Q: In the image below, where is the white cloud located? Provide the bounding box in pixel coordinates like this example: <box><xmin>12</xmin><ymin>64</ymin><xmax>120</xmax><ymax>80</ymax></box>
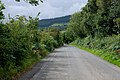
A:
<box><xmin>2</xmin><ymin>0</ymin><xmax>88</xmax><ymax>19</ymax></box>
<box><xmin>66</xmin><ymin>3</ymin><xmax>86</xmax><ymax>15</ymax></box>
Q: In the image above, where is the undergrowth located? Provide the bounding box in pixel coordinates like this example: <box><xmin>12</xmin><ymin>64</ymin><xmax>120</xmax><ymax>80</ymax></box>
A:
<box><xmin>71</xmin><ymin>35</ymin><xmax>120</xmax><ymax>67</ymax></box>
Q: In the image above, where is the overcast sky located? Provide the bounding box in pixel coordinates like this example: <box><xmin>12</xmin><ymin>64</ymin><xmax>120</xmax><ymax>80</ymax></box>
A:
<box><xmin>2</xmin><ymin>0</ymin><xmax>88</xmax><ymax>20</ymax></box>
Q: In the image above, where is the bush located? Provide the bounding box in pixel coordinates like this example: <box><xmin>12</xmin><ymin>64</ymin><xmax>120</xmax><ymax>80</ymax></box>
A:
<box><xmin>0</xmin><ymin>16</ymin><xmax>64</xmax><ymax>80</ymax></box>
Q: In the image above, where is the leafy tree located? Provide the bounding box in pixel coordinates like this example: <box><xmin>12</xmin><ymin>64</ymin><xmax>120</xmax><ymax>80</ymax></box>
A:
<box><xmin>47</xmin><ymin>28</ymin><xmax>64</xmax><ymax>47</ymax></box>
<box><xmin>0</xmin><ymin>0</ymin><xmax>63</xmax><ymax>79</ymax></box>
<box><xmin>40</xmin><ymin>32</ymin><xmax>57</xmax><ymax>51</ymax></box>
<box><xmin>67</xmin><ymin>0</ymin><xmax>120</xmax><ymax>37</ymax></box>
<box><xmin>0</xmin><ymin>0</ymin><xmax>5</xmax><ymax>19</ymax></box>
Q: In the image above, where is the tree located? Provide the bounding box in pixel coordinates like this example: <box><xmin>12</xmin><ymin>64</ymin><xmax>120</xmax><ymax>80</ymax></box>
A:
<box><xmin>0</xmin><ymin>0</ymin><xmax>5</xmax><ymax>20</ymax></box>
<box><xmin>67</xmin><ymin>0</ymin><xmax>120</xmax><ymax>37</ymax></box>
<box><xmin>67</xmin><ymin>12</ymin><xmax>87</xmax><ymax>38</ymax></box>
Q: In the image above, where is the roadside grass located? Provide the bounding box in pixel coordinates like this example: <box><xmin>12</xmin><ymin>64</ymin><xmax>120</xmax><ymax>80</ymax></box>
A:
<box><xmin>71</xmin><ymin>43</ymin><xmax>120</xmax><ymax>67</ymax></box>
<box><xmin>0</xmin><ymin>52</ymin><xmax>49</xmax><ymax>80</ymax></box>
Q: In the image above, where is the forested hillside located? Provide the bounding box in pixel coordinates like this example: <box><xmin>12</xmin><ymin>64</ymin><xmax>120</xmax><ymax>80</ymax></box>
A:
<box><xmin>64</xmin><ymin>0</ymin><xmax>120</xmax><ymax>66</ymax></box>
<box><xmin>38</xmin><ymin>15</ymin><xmax>70</xmax><ymax>28</ymax></box>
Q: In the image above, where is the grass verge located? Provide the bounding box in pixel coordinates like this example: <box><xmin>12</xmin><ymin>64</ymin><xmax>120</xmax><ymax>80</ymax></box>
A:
<box><xmin>71</xmin><ymin>43</ymin><xmax>120</xmax><ymax>67</ymax></box>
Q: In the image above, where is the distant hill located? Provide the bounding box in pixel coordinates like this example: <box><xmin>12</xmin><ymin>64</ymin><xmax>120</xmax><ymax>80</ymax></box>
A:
<box><xmin>38</xmin><ymin>15</ymin><xmax>71</xmax><ymax>28</ymax></box>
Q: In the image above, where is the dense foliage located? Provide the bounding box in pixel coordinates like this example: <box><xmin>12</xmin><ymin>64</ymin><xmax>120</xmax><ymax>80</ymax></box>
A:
<box><xmin>66</xmin><ymin>0</ymin><xmax>120</xmax><ymax>67</ymax></box>
<box><xmin>0</xmin><ymin>15</ymin><xmax>64</xmax><ymax>80</ymax></box>
<box><xmin>0</xmin><ymin>0</ymin><xmax>64</xmax><ymax>79</ymax></box>
<box><xmin>0</xmin><ymin>0</ymin><xmax>120</xmax><ymax>79</ymax></box>
<box><xmin>71</xmin><ymin>35</ymin><xmax>120</xmax><ymax>66</ymax></box>
<box><xmin>0</xmin><ymin>8</ymin><xmax>64</xmax><ymax>80</ymax></box>
<box><xmin>66</xmin><ymin>0</ymin><xmax>120</xmax><ymax>41</ymax></box>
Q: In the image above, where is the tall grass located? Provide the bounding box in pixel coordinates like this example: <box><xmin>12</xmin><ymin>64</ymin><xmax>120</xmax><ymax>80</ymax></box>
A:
<box><xmin>71</xmin><ymin>35</ymin><xmax>120</xmax><ymax>67</ymax></box>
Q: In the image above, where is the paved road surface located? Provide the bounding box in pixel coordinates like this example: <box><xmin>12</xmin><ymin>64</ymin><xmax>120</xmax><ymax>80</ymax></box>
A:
<box><xmin>19</xmin><ymin>45</ymin><xmax>120</xmax><ymax>80</ymax></box>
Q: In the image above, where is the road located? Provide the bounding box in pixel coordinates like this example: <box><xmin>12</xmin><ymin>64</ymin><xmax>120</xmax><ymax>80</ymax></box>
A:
<box><xmin>19</xmin><ymin>45</ymin><xmax>120</xmax><ymax>80</ymax></box>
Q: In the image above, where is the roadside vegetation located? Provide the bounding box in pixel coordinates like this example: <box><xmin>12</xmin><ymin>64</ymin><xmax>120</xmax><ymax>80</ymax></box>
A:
<box><xmin>0</xmin><ymin>16</ymin><xmax>64</xmax><ymax>80</ymax></box>
<box><xmin>0</xmin><ymin>0</ymin><xmax>120</xmax><ymax>79</ymax></box>
<box><xmin>64</xmin><ymin>0</ymin><xmax>120</xmax><ymax>67</ymax></box>
<box><xmin>71</xmin><ymin>35</ymin><xmax>120</xmax><ymax>67</ymax></box>
<box><xmin>0</xmin><ymin>1</ymin><xmax>63</xmax><ymax>80</ymax></box>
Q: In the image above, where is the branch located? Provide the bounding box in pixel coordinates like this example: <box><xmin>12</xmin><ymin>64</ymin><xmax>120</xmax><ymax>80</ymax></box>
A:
<box><xmin>15</xmin><ymin>0</ymin><xmax>43</xmax><ymax>6</ymax></box>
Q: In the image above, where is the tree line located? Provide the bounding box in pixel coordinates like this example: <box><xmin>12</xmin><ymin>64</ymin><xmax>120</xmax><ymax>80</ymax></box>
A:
<box><xmin>0</xmin><ymin>0</ymin><xmax>120</xmax><ymax>79</ymax></box>
<box><xmin>0</xmin><ymin>1</ymin><xmax>64</xmax><ymax>80</ymax></box>
<box><xmin>65</xmin><ymin>0</ymin><xmax>120</xmax><ymax>42</ymax></box>
<box><xmin>64</xmin><ymin>0</ymin><xmax>120</xmax><ymax>67</ymax></box>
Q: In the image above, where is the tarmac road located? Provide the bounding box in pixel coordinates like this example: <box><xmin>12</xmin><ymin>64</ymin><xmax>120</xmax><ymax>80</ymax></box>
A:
<box><xmin>19</xmin><ymin>45</ymin><xmax>120</xmax><ymax>80</ymax></box>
